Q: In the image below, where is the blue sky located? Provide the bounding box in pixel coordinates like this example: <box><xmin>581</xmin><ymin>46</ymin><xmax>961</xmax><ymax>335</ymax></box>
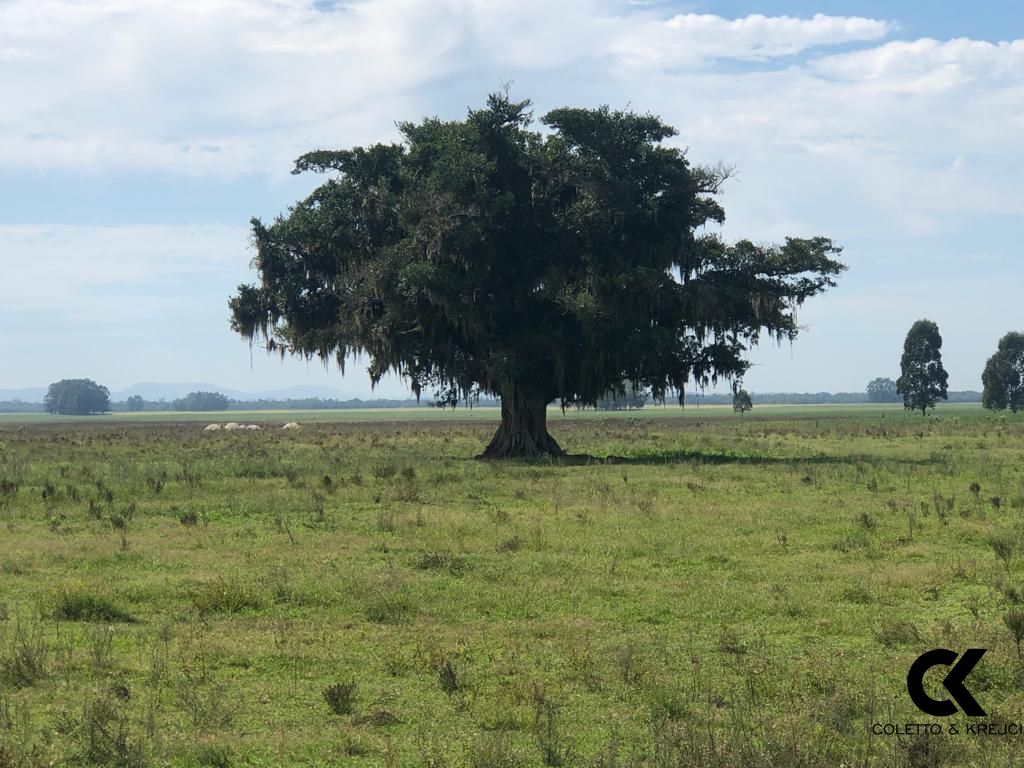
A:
<box><xmin>1</xmin><ymin>1</ymin><xmax>1022</xmax><ymax>397</ymax></box>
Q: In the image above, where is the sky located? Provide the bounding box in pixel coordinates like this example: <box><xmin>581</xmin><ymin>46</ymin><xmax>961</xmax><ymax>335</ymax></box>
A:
<box><xmin>1</xmin><ymin>1</ymin><xmax>1022</xmax><ymax>398</ymax></box>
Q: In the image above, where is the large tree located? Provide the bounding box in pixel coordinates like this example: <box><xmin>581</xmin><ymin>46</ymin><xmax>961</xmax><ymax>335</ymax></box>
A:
<box><xmin>982</xmin><ymin>332</ymin><xmax>1024</xmax><ymax>413</ymax></box>
<box><xmin>229</xmin><ymin>93</ymin><xmax>845</xmax><ymax>457</ymax></box>
<box><xmin>897</xmin><ymin>320</ymin><xmax>949</xmax><ymax>415</ymax></box>
<box><xmin>44</xmin><ymin>379</ymin><xmax>110</xmax><ymax>415</ymax></box>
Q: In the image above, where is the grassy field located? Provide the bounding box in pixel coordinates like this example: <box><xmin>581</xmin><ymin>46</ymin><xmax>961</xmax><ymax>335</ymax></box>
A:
<box><xmin>2</xmin><ymin>406</ymin><xmax>1023</xmax><ymax>767</ymax></box>
<box><xmin>0</xmin><ymin>402</ymin><xmax>955</xmax><ymax>425</ymax></box>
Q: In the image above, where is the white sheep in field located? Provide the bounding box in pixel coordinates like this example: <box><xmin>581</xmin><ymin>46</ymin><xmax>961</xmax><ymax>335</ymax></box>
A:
<box><xmin>282</xmin><ymin>422</ymin><xmax>301</xmax><ymax>431</ymax></box>
<box><xmin>245</xmin><ymin>424</ymin><xmax>261</xmax><ymax>430</ymax></box>
<box><xmin>203</xmin><ymin>424</ymin><xmax>222</xmax><ymax>432</ymax></box>
<box><xmin>223</xmin><ymin>422</ymin><xmax>242</xmax><ymax>431</ymax></box>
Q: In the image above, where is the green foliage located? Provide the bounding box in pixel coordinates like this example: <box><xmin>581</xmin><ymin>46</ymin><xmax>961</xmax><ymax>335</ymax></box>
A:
<box><xmin>125</xmin><ymin>395</ymin><xmax>145</xmax><ymax>412</ymax></box>
<box><xmin>44</xmin><ymin>379</ymin><xmax>110</xmax><ymax>416</ymax></box>
<box><xmin>1004</xmin><ymin>608</ymin><xmax>1024</xmax><ymax>658</ymax></box>
<box><xmin>71</xmin><ymin>691</ymin><xmax>148</xmax><ymax>767</ymax></box>
<box><xmin>229</xmin><ymin>91</ymin><xmax>844</xmax><ymax>456</ymax></box>
<box><xmin>323</xmin><ymin>679</ymin><xmax>358</xmax><ymax>715</ymax></box>
<box><xmin>897</xmin><ymin>320</ymin><xmax>949</xmax><ymax>415</ymax></box>
<box><xmin>593</xmin><ymin>383</ymin><xmax>649</xmax><ymax>411</ymax></box>
<box><xmin>52</xmin><ymin>589</ymin><xmax>136</xmax><ymax>623</ymax></box>
<box><xmin>982</xmin><ymin>332</ymin><xmax>1024</xmax><ymax>412</ymax></box>
<box><xmin>191</xmin><ymin>578</ymin><xmax>263</xmax><ymax>614</ymax></box>
<box><xmin>0</xmin><ymin>619</ymin><xmax>48</xmax><ymax>688</ymax></box>
<box><xmin>865</xmin><ymin>377</ymin><xmax>899</xmax><ymax>403</ymax></box>
<box><xmin>171</xmin><ymin>392</ymin><xmax>230</xmax><ymax>412</ymax></box>
<box><xmin>732</xmin><ymin>388</ymin><xmax>753</xmax><ymax>415</ymax></box>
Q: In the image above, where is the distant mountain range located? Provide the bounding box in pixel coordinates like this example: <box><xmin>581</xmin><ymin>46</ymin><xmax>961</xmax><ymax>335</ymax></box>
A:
<box><xmin>0</xmin><ymin>383</ymin><xmax>352</xmax><ymax>403</ymax></box>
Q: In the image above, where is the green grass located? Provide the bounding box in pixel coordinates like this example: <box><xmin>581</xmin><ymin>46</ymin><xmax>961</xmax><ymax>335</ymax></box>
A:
<box><xmin>1</xmin><ymin>406</ymin><xmax>1022</xmax><ymax>766</ymax></box>
<box><xmin>0</xmin><ymin>401</ymin><xmax>981</xmax><ymax>425</ymax></box>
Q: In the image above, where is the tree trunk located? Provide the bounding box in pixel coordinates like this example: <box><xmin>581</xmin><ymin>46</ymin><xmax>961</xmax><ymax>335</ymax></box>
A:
<box><xmin>479</xmin><ymin>387</ymin><xmax>564</xmax><ymax>459</ymax></box>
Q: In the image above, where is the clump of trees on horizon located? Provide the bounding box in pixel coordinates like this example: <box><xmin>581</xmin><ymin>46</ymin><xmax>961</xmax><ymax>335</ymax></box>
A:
<box><xmin>866</xmin><ymin>377</ymin><xmax>900</xmax><ymax>403</ymax></box>
<box><xmin>171</xmin><ymin>391</ymin><xmax>230</xmax><ymax>412</ymax></box>
<box><xmin>43</xmin><ymin>379</ymin><xmax>110</xmax><ymax>415</ymax></box>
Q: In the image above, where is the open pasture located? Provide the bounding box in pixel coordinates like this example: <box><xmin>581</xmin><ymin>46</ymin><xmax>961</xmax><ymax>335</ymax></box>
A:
<box><xmin>2</xmin><ymin>407</ymin><xmax>1024</xmax><ymax>766</ymax></box>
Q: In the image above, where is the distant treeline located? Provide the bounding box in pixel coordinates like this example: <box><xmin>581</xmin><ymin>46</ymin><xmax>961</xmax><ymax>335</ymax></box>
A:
<box><xmin>687</xmin><ymin>391</ymin><xmax>982</xmax><ymax>406</ymax></box>
<box><xmin>0</xmin><ymin>400</ymin><xmax>44</xmax><ymax>413</ymax></box>
<box><xmin>0</xmin><ymin>391</ymin><xmax>982</xmax><ymax>413</ymax></box>
<box><xmin>112</xmin><ymin>397</ymin><xmax>495</xmax><ymax>411</ymax></box>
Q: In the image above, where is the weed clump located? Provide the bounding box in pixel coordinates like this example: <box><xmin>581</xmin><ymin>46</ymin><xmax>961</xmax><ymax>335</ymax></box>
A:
<box><xmin>52</xmin><ymin>589</ymin><xmax>135</xmax><ymax>623</ymax></box>
<box><xmin>323</xmin><ymin>679</ymin><xmax>358</xmax><ymax>715</ymax></box>
<box><xmin>497</xmin><ymin>535</ymin><xmax>523</xmax><ymax>553</ymax></box>
<box><xmin>70</xmin><ymin>691</ymin><xmax>148</xmax><ymax>767</ymax></box>
<box><xmin>195</xmin><ymin>745</ymin><xmax>232</xmax><ymax>768</ymax></box>
<box><xmin>192</xmin><ymin>578</ymin><xmax>263</xmax><ymax>614</ymax></box>
<box><xmin>0</xmin><ymin>619</ymin><xmax>49</xmax><ymax>687</ymax></box>
<box><xmin>1004</xmin><ymin>608</ymin><xmax>1024</xmax><ymax>659</ymax></box>
<box><xmin>438</xmin><ymin>659</ymin><xmax>459</xmax><ymax>694</ymax></box>
<box><xmin>414</xmin><ymin>552</ymin><xmax>467</xmax><ymax>576</ymax></box>
<box><xmin>874</xmin><ymin>620</ymin><xmax>921</xmax><ymax>647</ymax></box>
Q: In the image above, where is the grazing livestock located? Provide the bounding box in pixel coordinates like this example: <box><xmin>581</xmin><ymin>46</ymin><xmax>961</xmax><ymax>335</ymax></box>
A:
<box><xmin>282</xmin><ymin>422</ymin><xmax>301</xmax><ymax>431</ymax></box>
<box><xmin>206</xmin><ymin>422</ymin><xmax>262</xmax><ymax>432</ymax></box>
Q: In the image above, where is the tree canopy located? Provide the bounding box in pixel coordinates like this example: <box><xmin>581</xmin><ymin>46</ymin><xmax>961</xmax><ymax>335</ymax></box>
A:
<box><xmin>172</xmin><ymin>391</ymin><xmax>230</xmax><ymax>412</ymax></box>
<box><xmin>897</xmin><ymin>320</ymin><xmax>949</xmax><ymax>415</ymax></box>
<box><xmin>230</xmin><ymin>92</ymin><xmax>845</xmax><ymax>457</ymax></box>
<box><xmin>866</xmin><ymin>377</ymin><xmax>899</xmax><ymax>403</ymax></box>
<box><xmin>733</xmin><ymin>389</ymin><xmax>753</xmax><ymax>415</ymax></box>
<box><xmin>982</xmin><ymin>332</ymin><xmax>1024</xmax><ymax>413</ymax></box>
<box><xmin>44</xmin><ymin>379</ymin><xmax>110</xmax><ymax>416</ymax></box>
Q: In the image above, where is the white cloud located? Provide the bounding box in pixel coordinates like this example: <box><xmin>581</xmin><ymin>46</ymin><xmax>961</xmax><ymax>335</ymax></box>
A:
<box><xmin>813</xmin><ymin>37</ymin><xmax>1024</xmax><ymax>87</ymax></box>
<box><xmin>1</xmin><ymin>2</ymin><xmax>1018</xmax><ymax>238</ymax></box>
<box><xmin>610</xmin><ymin>12</ymin><xmax>892</xmax><ymax>70</ymax></box>
<box><xmin>0</xmin><ymin>0</ymin><xmax>465</xmax><ymax>174</ymax></box>
<box><xmin>0</xmin><ymin>224</ymin><xmax>249</xmax><ymax>317</ymax></box>
<box><xmin>0</xmin><ymin>1</ymin><xmax>900</xmax><ymax>176</ymax></box>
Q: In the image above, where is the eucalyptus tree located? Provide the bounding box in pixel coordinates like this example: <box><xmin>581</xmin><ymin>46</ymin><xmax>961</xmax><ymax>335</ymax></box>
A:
<box><xmin>982</xmin><ymin>332</ymin><xmax>1024</xmax><ymax>413</ymax></box>
<box><xmin>230</xmin><ymin>93</ymin><xmax>845</xmax><ymax>457</ymax></box>
<box><xmin>897</xmin><ymin>320</ymin><xmax>949</xmax><ymax>415</ymax></box>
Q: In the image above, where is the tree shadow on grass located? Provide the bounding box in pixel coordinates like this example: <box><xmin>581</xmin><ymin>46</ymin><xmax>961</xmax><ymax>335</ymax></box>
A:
<box><xmin>527</xmin><ymin>449</ymin><xmax>936</xmax><ymax>468</ymax></box>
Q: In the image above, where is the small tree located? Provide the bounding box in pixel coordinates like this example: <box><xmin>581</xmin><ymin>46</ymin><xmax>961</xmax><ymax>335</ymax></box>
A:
<box><xmin>897</xmin><ymin>320</ymin><xmax>949</xmax><ymax>415</ymax></box>
<box><xmin>125</xmin><ymin>395</ymin><xmax>145</xmax><ymax>412</ymax></box>
<box><xmin>44</xmin><ymin>379</ymin><xmax>110</xmax><ymax>415</ymax></box>
<box><xmin>733</xmin><ymin>389</ymin><xmax>753</xmax><ymax>416</ymax></box>
<box><xmin>982</xmin><ymin>332</ymin><xmax>1024</xmax><ymax>413</ymax></box>
<box><xmin>866</xmin><ymin>377</ymin><xmax>899</xmax><ymax>403</ymax></box>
